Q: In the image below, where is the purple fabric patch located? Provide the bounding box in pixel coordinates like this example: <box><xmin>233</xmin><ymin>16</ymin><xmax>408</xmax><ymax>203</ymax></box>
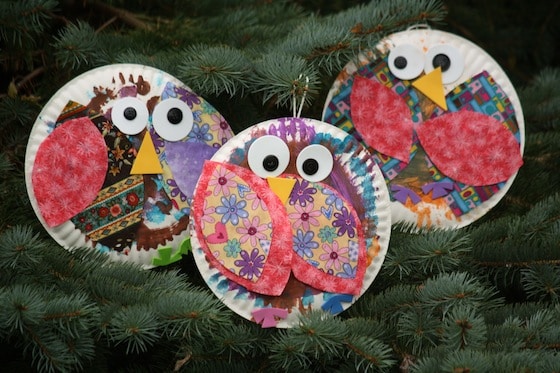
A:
<box><xmin>391</xmin><ymin>185</ymin><xmax>421</xmax><ymax>204</ymax></box>
<box><xmin>165</xmin><ymin>141</ymin><xmax>217</xmax><ymax>199</ymax></box>
<box><xmin>422</xmin><ymin>181</ymin><xmax>455</xmax><ymax>199</ymax></box>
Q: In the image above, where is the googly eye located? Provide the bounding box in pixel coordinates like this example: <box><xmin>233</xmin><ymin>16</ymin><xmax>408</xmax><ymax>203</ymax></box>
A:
<box><xmin>296</xmin><ymin>144</ymin><xmax>333</xmax><ymax>183</ymax></box>
<box><xmin>388</xmin><ymin>44</ymin><xmax>425</xmax><ymax>80</ymax></box>
<box><xmin>425</xmin><ymin>44</ymin><xmax>464</xmax><ymax>84</ymax></box>
<box><xmin>152</xmin><ymin>98</ymin><xmax>194</xmax><ymax>142</ymax></box>
<box><xmin>247</xmin><ymin>135</ymin><xmax>290</xmax><ymax>178</ymax></box>
<box><xmin>111</xmin><ymin>97</ymin><xmax>149</xmax><ymax>135</ymax></box>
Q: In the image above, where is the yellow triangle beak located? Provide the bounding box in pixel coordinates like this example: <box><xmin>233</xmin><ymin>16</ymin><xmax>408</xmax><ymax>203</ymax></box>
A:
<box><xmin>412</xmin><ymin>67</ymin><xmax>448</xmax><ymax>111</ymax></box>
<box><xmin>130</xmin><ymin>132</ymin><xmax>163</xmax><ymax>175</ymax></box>
<box><xmin>267</xmin><ymin>177</ymin><xmax>296</xmax><ymax>205</ymax></box>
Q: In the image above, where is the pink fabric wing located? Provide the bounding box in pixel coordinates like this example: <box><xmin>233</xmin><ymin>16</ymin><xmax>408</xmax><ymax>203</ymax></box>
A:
<box><xmin>417</xmin><ymin>110</ymin><xmax>523</xmax><ymax>186</ymax></box>
<box><xmin>192</xmin><ymin>161</ymin><xmax>293</xmax><ymax>296</ymax></box>
<box><xmin>32</xmin><ymin>117</ymin><xmax>108</xmax><ymax>227</ymax></box>
<box><xmin>350</xmin><ymin>76</ymin><xmax>414</xmax><ymax>163</ymax></box>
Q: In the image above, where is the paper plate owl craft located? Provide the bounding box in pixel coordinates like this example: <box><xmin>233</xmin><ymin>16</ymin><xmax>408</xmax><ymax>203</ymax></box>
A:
<box><xmin>323</xmin><ymin>28</ymin><xmax>524</xmax><ymax>228</ymax></box>
<box><xmin>190</xmin><ymin>117</ymin><xmax>391</xmax><ymax>328</ymax></box>
<box><xmin>25</xmin><ymin>64</ymin><xmax>234</xmax><ymax>267</ymax></box>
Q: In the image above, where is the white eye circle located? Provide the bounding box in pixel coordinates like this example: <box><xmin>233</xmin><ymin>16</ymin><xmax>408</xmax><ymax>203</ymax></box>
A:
<box><xmin>296</xmin><ymin>144</ymin><xmax>333</xmax><ymax>183</ymax></box>
<box><xmin>425</xmin><ymin>44</ymin><xmax>464</xmax><ymax>84</ymax></box>
<box><xmin>111</xmin><ymin>97</ymin><xmax>149</xmax><ymax>135</ymax></box>
<box><xmin>247</xmin><ymin>135</ymin><xmax>290</xmax><ymax>178</ymax></box>
<box><xmin>388</xmin><ymin>44</ymin><xmax>425</xmax><ymax>80</ymax></box>
<box><xmin>152</xmin><ymin>98</ymin><xmax>194</xmax><ymax>142</ymax></box>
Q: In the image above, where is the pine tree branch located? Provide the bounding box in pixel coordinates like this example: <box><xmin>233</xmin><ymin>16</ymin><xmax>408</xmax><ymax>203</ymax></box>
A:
<box><xmin>90</xmin><ymin>1</ymin><xmax>152</xmax><ymax>31</ymax></box>
<box><xmin>348</xmin><ymin>8</ymin><xmax>443</xmax><ymax>37</ymax></box>
<box><xmin>95</xmin><ymin>15</ymin><xmax>118</xmax><ymax>34</ymax></box>
<box><xmin>343</xmin><ymin>339</ymin><xmax>380</xmax><ymax>365</ymax></box>
<box><xmin>306</xmin><ymin>41</ymin><xmax>351</xmax><ymax>61</ymax></box>
<box><xmin>24</xmin><ymin>324</ymin><xmax>60</xmax><ymax>372</ymax></box>
<box><xmin>477</xmin><ymin>259</ymin><xmax>560</xmax><ymax>268</ymax></box>
<box><xmin>44</xmin><ymin>8</ymin><xmax>70</xmax><ymax>26</ymax></box>
<box><xmin>15</xmin><ymin>66</ymin><xmax>45</xmax><ymax>91</ymax></box>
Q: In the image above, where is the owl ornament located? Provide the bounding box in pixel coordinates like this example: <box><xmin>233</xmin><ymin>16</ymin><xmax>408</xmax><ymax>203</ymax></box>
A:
<box><xmin>25</xmin><ymin>64</ymin><xmax>234</xmax><ymax>267</ymax></box>
<box><xmin>323</xmin><ymin>28</ymin><xmax>524</xmax><ymax>228</ymax></box>
<box><xmin>190</xmin><ymin>117</ymin><xmax>391</xmax><ymax>328</ymax></box>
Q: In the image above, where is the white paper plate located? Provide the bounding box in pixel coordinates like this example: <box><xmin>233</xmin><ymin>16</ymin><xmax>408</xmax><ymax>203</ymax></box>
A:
<box><xmin>323</xmin><ymin>28</ymin><xmax>525</xmax><ymax>228</ymax></box>
<box><xmin>25</xmin><ymin>64</ymin><xmax>233</xmax><ymax>268</ymax></box>
<box><xmin>191</xmin><ymin>117</ymin><xmax>391</xmax><ymax>328</ymax></box>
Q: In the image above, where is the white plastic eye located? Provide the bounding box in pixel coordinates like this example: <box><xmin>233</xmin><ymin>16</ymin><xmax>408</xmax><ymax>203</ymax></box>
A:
<box><xmin>425</xmin><ymin>44</ymin><xmax>464</xmax><ymax>84</ymax></box>
<box><xmin>247</xmin><ymin>135</ymin><xmax>290</xmax><ymax>178</ymax></box>
<box><xmin>388</xmin><ymin>44</ymin><xmax>425</xmax><ymax>80</ymax></box>
<box><xmin>111</xmin><ymin>97</ymin><xmax>149</xmax><ymax>135</ymax></box>
<box><xmin>296</xmin><ymin>144</ymin><xmax>333</xmax><ymax>183</ymax></box>
<box><xmin>152</xmin><ymin>98</ymin><xmax>194</xmax><ymax>142</ymax></box>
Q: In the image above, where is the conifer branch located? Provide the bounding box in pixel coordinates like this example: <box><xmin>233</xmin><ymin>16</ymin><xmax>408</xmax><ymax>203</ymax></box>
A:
<box><xmin>477</xmin><ymin>259</ymin><xmax>560</xmax><ymax>268</ymax></box>
<box><xmin>90</xmin><ymin>1</ymin><xmax>152</xmax><ymax>31</ymax></box>
<box><xmin>15</xmin><ymin>66</ymin><xmax>46</xmax><ymax>91</ymax></box>
<box><xmin>343</xmin><ymin>339</ymin><xmax>379</xmax><ymax>365</ymax></box>
<box><xmin>95</xmin><ymin>16</ymin><xmax>118</xmax><ymax>34</ymax></box>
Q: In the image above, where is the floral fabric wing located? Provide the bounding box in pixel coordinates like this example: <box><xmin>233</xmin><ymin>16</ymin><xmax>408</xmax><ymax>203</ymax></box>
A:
<box><xmin>192</xmin><ymin>161</ymin><xmax>292</xmax><ymax>296</ymax></box>
<box><xmin>287</xmin><ymin>180</ymin><xmax>367</xmax><ymax>295</ymax></box>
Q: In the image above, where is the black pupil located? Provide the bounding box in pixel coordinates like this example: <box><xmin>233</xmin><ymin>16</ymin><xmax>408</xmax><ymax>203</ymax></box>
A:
<box><xmin>124</xmin><ymin>107</ymin><xmax>137</xmax><ymax>120</ymax></box>
<box><xmin>432</xmin><ymin>53</ymin><xmax>451</xmax><ymax>72</ymax></box>
<box><xmin>167</xmin><ymin>108</ymin><xmax>183</xmax><ymax>124</ymax></box>
<box><xmin>262</xmin><ymin>155</ymin><xmax>279</xmax><ymax>172</ymax></box>
<box><xmin>394</xmin><ymin>56</ymin><xmax>407</xmax><ymax>69</ymax></box>
<box><xmin>302</xmin><ymin>159</ymin><xmax>319</xmax><ymax>176</ymax></box>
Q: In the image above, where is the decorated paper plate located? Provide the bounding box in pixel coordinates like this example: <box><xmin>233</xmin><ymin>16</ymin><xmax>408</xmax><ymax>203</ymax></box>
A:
<box><xmin>25</xmin><ymin>64</ymin><xmax>234</xmax><ymax>268</ymax></box>
<box><xmin>190</xmin><ymin>117</ymin><xmax>391</xmax><ymax>328</ymax></box>
<box><xmin>323</xmin><ymin>28</ymin><xmax>524</xmax><ymax>228</ymax></box>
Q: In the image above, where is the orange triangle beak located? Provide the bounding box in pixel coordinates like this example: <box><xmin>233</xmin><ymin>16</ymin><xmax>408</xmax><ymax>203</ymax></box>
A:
<box><xmin>267</xmin><ymin>177</ymin><xmax>296</xmax><ymax>205</ymax></box>
<box><xmin>130</xmin><ymin>132</ymin><xmax>163</xmax><ymax>175</ymax></box>
<box><xmin>412</xmin><ymin>67</ymin><xmax>448</xmax><ymax>111</ymax></box>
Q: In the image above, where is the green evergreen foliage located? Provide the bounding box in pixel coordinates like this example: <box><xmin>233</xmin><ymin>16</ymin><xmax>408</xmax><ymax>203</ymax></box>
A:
<box><xmin>1</xmin><ymin>0</ymin><xmax>559</xmax><ymax>371</ymax></box>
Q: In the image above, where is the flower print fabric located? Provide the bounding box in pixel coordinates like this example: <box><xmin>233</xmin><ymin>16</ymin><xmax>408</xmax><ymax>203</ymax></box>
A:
<box><xmin>332</xmin><ymin>206</ymin><xmax>356</xmax><ymax>238</ymax></box>
<box><xmin>319</xmin><ymin>241</ymin><xmax>349</xmax><ymax>272</ymax></box>
<box><xmin>285</xmin><ymin>181</ymin><xmax>365</xmax><ymax>292</ymax></box>
<box><xmin>293</xmin><ymin>230</ymin><xmax>319</xmax><ymax>258</ymax></box>
<box><xmin>234</xmin><ymin>248</ymin><xmax>266</xmax><ymax>280</ymax></box>
<box><xmin>289</xmin><ymin>179</ymin><xmax>316</xmax><ymax>206</ymax></box>
<box><xmin>215</xmin><ymin>194</ymin><xmax>249</xmax><ymax>225</ymax></box>
<box><xmin>236</xmin><ymin>216</ymin><xmax>268</xmax><ymax>247</ymax></box>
